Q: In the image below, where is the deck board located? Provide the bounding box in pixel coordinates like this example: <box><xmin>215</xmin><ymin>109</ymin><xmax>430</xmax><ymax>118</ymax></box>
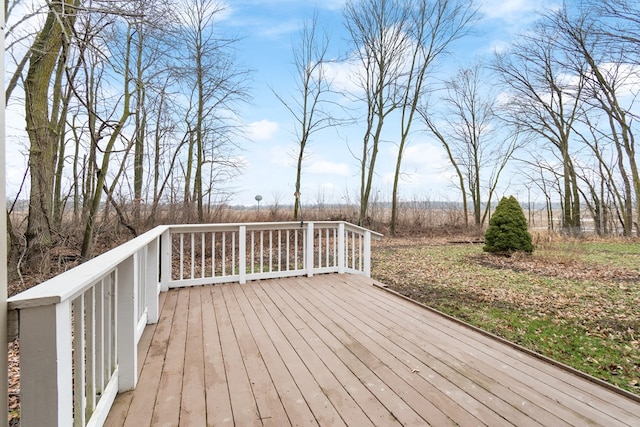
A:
<box><xmin>250</xmin><ymin>280</ymin><xmax>371</xmax><ymax>426</ymax></box>
<box><xmin>287</xmin><ymin>276</ymin><xmax>506</xmax><ymax>426</ymax></box>
<box><xmin>246</xmin><ymin>280</ymin><xmax>347</xmax><ymax>426</ymax></box>
<box><xmin>253</xmin><ymin>279</ymin><xmax>401</xmax><ymax>426</ymax></box>
<box><xmin>232</xmin><ymin>282</ymin><xmax>318</xmax><ymax>426</ymax></box>
<box><xmin>348</xmin><ymin>275</ymin><xmax>640</xmax><ymax>425</ymax></box>
<box><xmin>327</xmin><ymin>276</ymin><xmax>569</xmax><ymax>426</ymax></box>
<box><xmin>275</xmin><ymin>277</ymin><xmax>455</xmax><ymax>426</ymax></box>
<box><xmin>212</xmin><ymin>283</ymin><xmax>262</xmax><ymax>426</ymax></box>
<box><xmin>223</xmin><ymin>283</ymin><xmax>291</xmax><ymax>426</ymax></box>
<box><xmin>150</xmin><ymin>284</ymin><xmax>189</xmax><ymax>426</ymax></box>
<box><xmin>180</xmin><ymin>287</ymin><xmax>207</xmax><ymax>425</ymax></box>
<box><xmin>105</xmin><ymin>274</ymin><xmax>640</xmax><ymax>426</ymax></box>
<box><xmin>200</xmin><ymin>284</ymin><xmax>234</xmax><ymax>425</ymax></box>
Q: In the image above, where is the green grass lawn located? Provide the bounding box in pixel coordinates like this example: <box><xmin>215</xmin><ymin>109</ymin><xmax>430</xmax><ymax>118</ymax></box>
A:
<box><xmin>372</xmin><ymin>239</ymin><xmax>640</xmax><ymax>395</ymax></box>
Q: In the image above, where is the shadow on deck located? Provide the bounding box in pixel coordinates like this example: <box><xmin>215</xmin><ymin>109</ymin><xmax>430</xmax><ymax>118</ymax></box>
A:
<box><xmin>106</xmin><ymin>274</ymin><xmax>640</xmax><ymax>426</ymax></box>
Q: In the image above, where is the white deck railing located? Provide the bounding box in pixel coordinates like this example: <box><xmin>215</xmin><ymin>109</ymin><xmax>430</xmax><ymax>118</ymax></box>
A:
<box><xmin>7</xmin><ymin>221</ymin><xmax>381</xmax><ymax>427</ymax></box>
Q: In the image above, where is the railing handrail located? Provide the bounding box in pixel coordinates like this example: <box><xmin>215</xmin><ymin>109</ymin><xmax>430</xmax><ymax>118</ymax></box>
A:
<box><xmin>8</xmin><ymin>225</ymin><xmax>170</xmax><ymax>310</ymax></box>
<box><xmin>165</xmin><ymin>220</ymin><xmax>384</xmax><ymax>235</ymax></box>
<box><xmin>8</xmin><ymin>221</ymin><xmax>382</xmax><ymax>310</ymax></box>
<box><xmin>9</xmin><ymin>221</ymin><xmax>381</xmax><ymax>427</ymax></box>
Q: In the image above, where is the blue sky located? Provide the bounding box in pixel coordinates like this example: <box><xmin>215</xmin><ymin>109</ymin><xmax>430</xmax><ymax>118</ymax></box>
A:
<box><xmin>219</xmin><ymin>0</ymin><xmax>560</xmax><ymax>207</ymax></box>
<box><xmin>4</xmin><ymin>0</ymin><xmax>561</xmax><ymax>208</ymax></box>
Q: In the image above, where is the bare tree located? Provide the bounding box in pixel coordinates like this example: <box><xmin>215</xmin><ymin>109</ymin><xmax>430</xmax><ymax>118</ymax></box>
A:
<box><xmin>423</xmin><ymin>63</ymin><xmax>517</xmax><ymax>228</ymax></box>
<box><xmin>10</xmin><ymin>0</ymin><xmax>251</xmax><ymax>268</ymax></box>
<box><xmin>344</xmin><ymin>0</ymin><xmax>411</xmax><ymax>225</ymax></box>
<box><xmin>589</xmin><ymin>0</ymin><xmax>640</xmax><ymax>64</ymax></box>
<box><xmin>274</xmin><ymin>13</ymin><xmax>335</xmax><ymax>220</ymax></box>
<box><xmin>493</xmin><ymin>19</ymin><xmax>586</xmax><ymax>235</ymax></box>
<box><xmin>147</xmin><ymin>74</ymin><xmax>188</xmax><ymax>222</ymax></box>
<box><xmin>24</xmin><ymin>0</ymin><xmax>81</xmax><ymax>269</ymax></box>
<box><xmin>80</xmin><ymin>19</ymin><xmax>134</xmax><ymax>257</ymax></box>
<box><xmin>422</xmin><ymin>106</ymin><xmax>469</xmax><ymax>226</ymax></box>
<box><xmin>175</xmin><ymin>0</ymin><xmax>250</xmax><ymax>222</ymax></box>
<box><xmin>129</xmin><ymin>0</ymin><xmax>175</xmax><ymax>222</ymax></box>
<box><xmin>4</xmin><ymin>0</ymin><xmax>48</xmax><ymax>104</ymax></box>
<box><xmin>573</xmin><ymin>110</ymin><xmax>635</xmax><ymax>236</ymax></box>
<box><xmin>390</xmin><ymin>0</ymin><xmax>477</xmax><ymax>235</ymax></box>
<box><xmin>549</xmin><ymin>6</ymin><xmax>640</xmax><ymax>235</ymax></box>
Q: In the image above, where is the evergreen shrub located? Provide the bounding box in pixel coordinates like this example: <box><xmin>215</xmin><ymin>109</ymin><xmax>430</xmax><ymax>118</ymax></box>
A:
<box><xmin>483</xmin><ymin>196</ymin><xmax>533</xmax><ymax>254</ymax></box>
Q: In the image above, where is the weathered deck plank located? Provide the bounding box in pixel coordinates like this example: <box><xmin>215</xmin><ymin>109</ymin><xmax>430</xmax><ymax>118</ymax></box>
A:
<box><xmin>348</xmin><ymin>274</ymin><xmax>640</xmax><ymax>425</ymax></box>
<box><xmin>232</xmin><ymin>282</ymin><xmax>318</xmax><ymax>426</ymax></box>
<box><xmin>150</xmin><ymin>284</ymin><xmax>189</xmax><ymax>426</ymax></box>
<box><xmin>211</xmin><ymin>282</ymin><xmax>262</xmax><ymax>426</ymax></box>
<box><xmin>283</xmin><ymin>276</ymin><xmax>503</xmax><ymax>426</ymax></box>
<box><xmin>180</xmin><ymin>286</ymin><xmax>207</xmax><ymax>426</ymax></box>
<box><xmin>200</xmin><ymin>283</ymin><xmax>234</xmax><ymax>425</ymax></box>
<box><xmin>105</xmin><ymin>291</ymin><xmax>170</xmax><ymax>427</ymax></box>
<box><xmin>253</xmin><ymin>278</ymin><xmax>402</xmax><ymax>426</ymax></box>
<box><xmin>318</xmin><ymin>275</ymin><xmax>569</xmax><ymax>425</ymax></box>
<box><xmin>222</xmin><ymin>282</ymin><xmax>291</xmax><ymax>426</ymax></box>
<box><xmin>105</xmin><ymin>274</ymin><xmax>640</xmax><ymax>426</ymax></box>
<box><xmin>248</xmin><ymin>280</ymin><xmax>368</xmax><ymax>426</ymax></box>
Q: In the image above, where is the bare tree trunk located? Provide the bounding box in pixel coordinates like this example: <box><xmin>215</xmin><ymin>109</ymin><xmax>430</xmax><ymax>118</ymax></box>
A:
<box><xmin>81</xmin><ymin>25</ymin><xmax>133</xmax><ymax>258</ymax></box>
<box><xmin>359</xmin><ymin>116</ymin><xmax>385</xmax><ymax>226</ymax></box>
<box><xmin>423</xmin><ymin>116</ymin><xmax>469</xmax><ymax>227</ymax></box>
<box><xmin>52</xmin><ymin>45</ymin><xmax>82</xmax><ymax>229</ymax></box>
<box><xmin>195</xmin><ymin>65</ymin><xmax>205</xmax><ymax>222</ymax></box>
<box><xmin>184</xmin><ymin>129</ymin><xmax>194</xmax><ymax>214</ymax></box>
<box><xmin>24</xmin><ymin>0</ymin><xmax>80</xmax><ymax>271</ymax></box>
<box><xmin>390</xmin><ymin>0</ymin><xmax>477</xmax><ymax>234</ymax></box>
<box><xmin>345</xmin><ymin>0</ymin><xmax>410</xmax><ymax>226</ymax></box>
<box><xmin>273</xmin><ymin>14</ymin><xmax>332</xmax><ymax>221</ymax></box>
<box><xmin>150</xmin><ymin>80</ymin><xmax>171</xmax><ymax>222</ymax></box>
<box><xmin>133</xmin><ymin>28</ymin><xmax>146</xmax><ymax>223</ymax></box>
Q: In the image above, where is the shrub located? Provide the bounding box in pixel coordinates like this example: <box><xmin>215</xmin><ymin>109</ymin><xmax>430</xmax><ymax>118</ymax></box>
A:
<box><xmin>484</xmin><ymin>196</ymin><xmax>533</xmax><ymax>254</ymax></box>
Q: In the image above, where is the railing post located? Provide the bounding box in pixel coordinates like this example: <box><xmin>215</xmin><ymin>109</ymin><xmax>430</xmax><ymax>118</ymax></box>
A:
<box><xmin>364</xmin><ymin>230</ymin><xmax>372</xmax><ymax>277</ymax></box>
<box><xmin>239</xmin><ymin>226</ymin><xmax>247</xmax><ymax>284</ymax></box>
<box><xmin>117</xmin><ymin>255</ymin><xmax>138</xmax><ymax>392</ymax></box>
<box><xmin>160</xmin><ymin>229</ymin><xmax>171</xmax><ymax>292</ymax></box>
<box><xmin>306</xmin><ymin>222</ymin><xmax>315</xmax><ymax>277</ymax></box>
<box><xmin>146</xmin><ymin>237</ymin><xmax>160</xmax><ymax>324</ymax></box>
<box><xmin>338</xmin><ymin>222</ymin><xmax>346</xmax><ymax>274</ymax></box>
<box><xmin>19</xmin><ymin>301</ymin><xmax>73</xmax><ymax>426</ymax></box>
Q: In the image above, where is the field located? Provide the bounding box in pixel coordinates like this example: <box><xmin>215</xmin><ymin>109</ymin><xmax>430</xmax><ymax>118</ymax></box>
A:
<box><xmin>371</xmin><ymin>236</ymin><xmax>640</xmax><ymax>395</ymax></box>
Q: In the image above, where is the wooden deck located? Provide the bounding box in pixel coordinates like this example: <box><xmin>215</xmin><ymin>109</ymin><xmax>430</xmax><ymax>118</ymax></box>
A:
<box><xmin>105</xmin><ymin>274</ymin><xmax>640</xmax><ymax>426</ymax></box>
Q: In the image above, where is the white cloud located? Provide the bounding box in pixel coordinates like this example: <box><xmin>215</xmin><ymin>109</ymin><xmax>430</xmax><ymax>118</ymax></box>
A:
<box><xmin>480</xmin><ymin>0</ymin><xmax>548</xmax><ymax>22</ymax></box>
<box><xmin>316</xmin><ymin>0</ymin><xmax>347</xmax><ymax>11</ymax></box>
<box><xmin>320</xmin><ymin>182</ymin><xmax>337</xmax><ymax>191</ymax></box>
<box><xmin>599</xmin><ymin>63</ymin><xmax>640</xmax><ymax>99</ymax></box>
<box><xmin>488</xmin><ymin>39</ymin><xmax>512</xmax><ymax>55</ymax></box>
<box><xmin>258</xmin><ymin>21</ymin><xmax>300</xmax><ymax>39</ymax></box>
<box><xmin>267</xmin><ymin>144</ymin><xmax>297</xmax><ymax>168</ymax></box>
<box><xmin>375</xmin><ymin>141</ymin><xmax>453</xmax><ymax>191</ymax></box>
<box><xmin>323</xmin><ymin>59</ymin><xmax>364</xmax><ymax>95</ymax></box>
<box><xmin>307</xmin><ymin>160</ymin><xmax>350</xmax><ymax>176</ymax></box>
<box><xmin>403</xmin><ymin>143</ymin><xmax>448</xmax><ymax>169</ymax></box>
<box><xmin>245</xmin><ymin>119</ymin><xmax>280</xmax><ymax>141</ymax></box>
